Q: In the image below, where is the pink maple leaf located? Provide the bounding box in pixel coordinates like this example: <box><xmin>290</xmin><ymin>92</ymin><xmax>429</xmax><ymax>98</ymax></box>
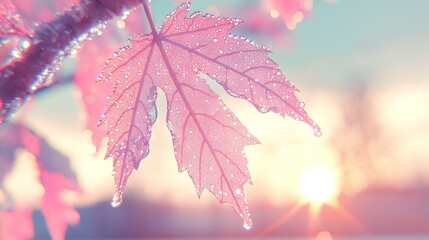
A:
<box><xmin>99</xmin><ymin>3</ymin><xmax>320</xmax><ymax>228</ymax></box>
<box><xmin>74</xmin><ymin>7</ymin><xmax>147</xmax><ymax>151</ymax></box>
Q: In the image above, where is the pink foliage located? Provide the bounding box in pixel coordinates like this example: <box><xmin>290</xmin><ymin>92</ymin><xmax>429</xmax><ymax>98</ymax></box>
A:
<box><xmin>21</xmin><ymin>127</ymin><xmax>81</xmax><ymax>240</ymax></box>
<box><xmin>0</xmin><ymin>123</ymin><xmax>80</xmax><ymax>240</ymax></box>
<box><xmin>74</xmin><ymin>7</ymin><xmax>147</xmax><ymax>151</ymax></box>
<box><xmin>0</xmin><ymin>206</ymin><xmax>34</xmax><ymax>240</ymax></box>
<box><xmin>99</xmin><ymin>3</ymin><xmax>319</xmax><ymax>227</ymax></box>
<box><xmin>244</xmin><ymin>6</ymin><xmax>283</xmax><ymax>35</ymax></box>
<box><xmin>0</xmin><ymin>124</ymin><xmax>21</xmax><ymax>183</ymax></box>
<box><xmin>263</xmin><ymin>0</ymin><xmax>313</xmax><ymax>30</ymax></box>
<box><xmin>38</xmin><ymin>169</ymin><xmax>80</xmax><ymax>240</ymax></box>
<box><xmin>75</xmin><ymin>40</ymin><xmax>115</xmax><ymax>150</ymax></box>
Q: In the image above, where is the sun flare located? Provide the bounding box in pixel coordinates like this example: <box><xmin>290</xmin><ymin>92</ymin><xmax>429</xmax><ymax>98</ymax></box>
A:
<box><xmin>300</xmin><ymin>166</ymin><xmax>337</xmax><ymax>204</ymax></box>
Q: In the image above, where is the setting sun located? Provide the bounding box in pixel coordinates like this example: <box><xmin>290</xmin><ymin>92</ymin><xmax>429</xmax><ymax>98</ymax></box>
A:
<box><xmin>300</xmin><ymin>166</ymin><xmax>337</xmax><ymax>204</ymax></box>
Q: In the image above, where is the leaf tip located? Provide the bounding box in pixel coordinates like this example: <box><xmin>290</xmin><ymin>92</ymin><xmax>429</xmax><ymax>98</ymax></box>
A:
<box><xmin>196</xmin><ymin>187</ymin><xmax>203</xmax><ymax>198</ymax></box>
<box><xmin>240</xmin><ymin>201</ymin><xmax>253</xmax><ymax>230</ymax></box>
<box><xmin>243</xmin><ymin>221</ymin><xmax>252</xmax><ymax>230</ymax></box>
<box><xmin>228</xmin><ymin>17</ymin><xmax>244</xmax><ymax>25</ymax></box>
<box><xmin>111</xmin><ymin>191</ymin><xmax>123</xmax><ymax>208</ymax></box>
<box><xmin>313</xmin><ymin>126</ymin><xmax>322</xmax><ymax>137</ymax></box>
<box><xmin>175</xmin><ymin>2</ymin><xmax>191</xmax><ymax>14</ymax></box>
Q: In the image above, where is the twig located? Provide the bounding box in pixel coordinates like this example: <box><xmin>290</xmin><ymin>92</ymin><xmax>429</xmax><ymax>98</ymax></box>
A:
<box><xmin>0</xmin><ymin>0</ymin><xmax>144</xmax><ymax>124</ymax></box>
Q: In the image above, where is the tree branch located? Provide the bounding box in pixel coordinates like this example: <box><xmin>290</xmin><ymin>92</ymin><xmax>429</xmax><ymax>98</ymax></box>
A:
<box><xmin>0</xmin><ymin>0</ymin><xmax>144</xmax><ymax>124</ymax></box>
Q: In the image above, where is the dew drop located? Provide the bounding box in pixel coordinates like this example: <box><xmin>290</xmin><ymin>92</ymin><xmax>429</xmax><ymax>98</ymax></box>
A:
<box><xmin>111</xmin><ymin>193</ymin><xmax>122</xmax><ymax>208</ymax></box>
<box><xmin>299</xmin><ymin>102</ymin><xmax>305</xmax><ymax>109</ymax></box>
<box><xmin>243</xmin><ymin>222</ymin><xmax>252</xmax><ymax>230</ymax></box>
<box><xmin>11</xmin><ymin>49</ymin><xmax>22</xmax><ymax>58</ymax></box>
<box><xmin>142</xmin><ymin>145</ymin><xmax>150</xmax><ymax>158</ymax></box>
<box><xmin>259</xmin><ymin>107</ymin><xmax>268</xmax><ymax>113</ymax></box>
<box><xmin>227</xmin><ymin>89</ymin><xmax>239</xmax><ymax>97</ymax></box>
<box><xmin>149</xmin><ymin>105</ymin><xmax>157</xmax><ymax>123</ymax></box>
<box><xmin>313</xmin><ymin>129</ymin><xmax>322</xmax><ymax>137</ymax></box>
<box><xmin>167</xmin><ymin>121</ymin><xmax>173</xmax><ymax>131</ymax></box>
<box><xmin>235</xmin><ymin>189</ymin><xmax>241</xmax><ymax>195</ymax></box>
<box><xmin>121</xmin><ymin>10</ymin><xmax>130</xmax><ymax>20</ymax></box>
<box><xmin>20</xmin><ymin>40</ymin><xmax>30</xmax><ymax>50</ymax></box>
<box><xmin>213</xmin><ymin>38</ymin><xmax>218</xmax><ymax>43</ymax></box>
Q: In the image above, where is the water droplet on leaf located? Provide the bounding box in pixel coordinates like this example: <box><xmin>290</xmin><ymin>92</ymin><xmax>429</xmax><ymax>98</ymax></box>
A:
<box><xmin>259</xmin><ymin>107</ymin><xmax>268</xmax><ymax>113</ymax></box>
<box><xmin>313</xmin><ymin>129</ymin><xmax>322</xmax><ymax>137</ymax></box>
<box><xmin>111</xmin><ymin>193</ymin><xmax>122</xmax><ymax>208</ymax></box>
<box><xmin>167</xmin><ymin>120</ymin><xmax>173</xmax><ymax>131</ymax></box>
<box><xmin>243</xmin><ymin>222</ymin><xmax>252</xmax><ymax>230</ymax></box>
<box><xmin>149</xmin><ymin>105</ymin><xmax>157</xmax><ymax>123</ymax></box>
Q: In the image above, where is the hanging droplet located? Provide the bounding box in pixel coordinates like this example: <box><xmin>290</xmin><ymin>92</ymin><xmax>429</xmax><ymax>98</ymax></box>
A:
<box><xmin>227</xmin><ymin>89</ymin><xmax>239</xmax><ymax>97</ymax></box>
<box><xmin>149</xmin><ymin>105</ymin><xmax>157</xmax><ymax>123</ymax></box>
<box><xmin>19</xmin><ymin>39</ymin><xmax>30</xmax><ymax>50</ymax></box>
<box><xmin>121</xmin><ymin>10</ymin><xmax>130</xmax><ymax>20</ymax></box>
<box><xmin>167</xmin><ymin>120</ymin><xmax>173</xmax><ymax>131</ymax></box>
<box><xmin>111</xmin><ymin>193</ymin><xmax>122</xmax><ymax>208</ymax></box>
<box><xmin>11</xmin><ymin>48</ymin><xmax>22</xmax><ymax>58</ymax></box>
<box><xmin>243</xmin><ymin>222</ymin><xmax>252</xmax><ymax>230</ymax></box>
<box><xmin>313</xmin><ymin>128</ymin><xmax>322</xmax><ymax>137</ymax></box>
<box><xmin>299</xmin><ymin>101</ymin><xmax>305</xmax><ymax>109</ymax></box>
<box><xmin>142</xmin><ymin>144</ymin><xmax>150</xmax><ymax>158</ymax></box>
<box><xmin>259</xmin><ymin>107</ymin><xmax>268</xmax><ymax>113</ymax></box>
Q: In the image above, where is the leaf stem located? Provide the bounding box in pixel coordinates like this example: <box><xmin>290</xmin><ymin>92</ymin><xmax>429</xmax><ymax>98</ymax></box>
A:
<box><xmin>142</xmin><ymin>1</ymin><xmax>159</xmax><ymax>37</ymax></box>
